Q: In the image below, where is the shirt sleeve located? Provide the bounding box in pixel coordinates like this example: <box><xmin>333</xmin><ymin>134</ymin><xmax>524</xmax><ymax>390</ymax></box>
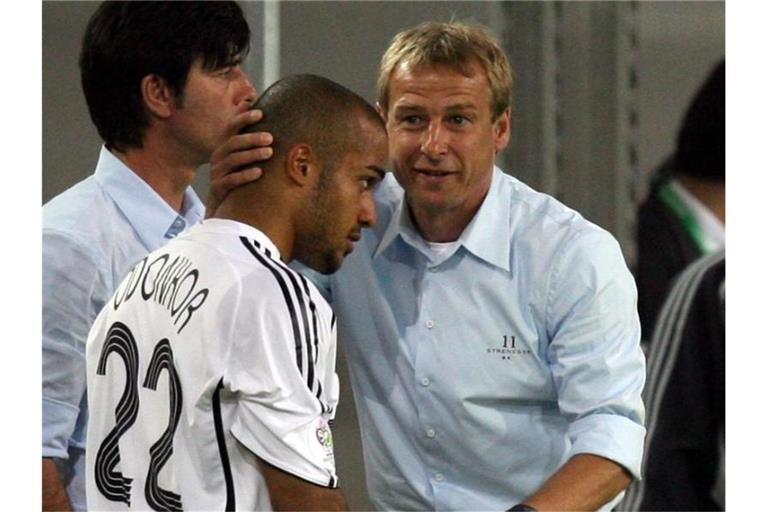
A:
<box><xmin>225</xmin><ymin>272</ymin><xmax>338</xmax><ymax>488</ymax></box>
<box><xmin>545</xmin><ymin>229</ymin><xmax>646</xmax><ymax>479</ymax></box>
<box><xmin>43</xmin><ymin>229</ymin><xmax>109</xmax><ymax>458</ymax></box>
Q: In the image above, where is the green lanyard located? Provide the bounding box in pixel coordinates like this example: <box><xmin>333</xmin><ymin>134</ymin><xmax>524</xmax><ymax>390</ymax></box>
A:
<box><xmin>657</xmin><ymin>182</ymin><xmax>707</xmax><ymax>253</ymax></box>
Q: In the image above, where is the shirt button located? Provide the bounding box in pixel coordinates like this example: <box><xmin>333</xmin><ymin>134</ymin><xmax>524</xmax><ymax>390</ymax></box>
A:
<box><xmin>426</xmin><ymin>428</ymin><xmax>436</xmax><ymax>438</ymax></box>
<box><xmin>435</xmin><ymin>473</ymin><xmax>444</xmax><ymax>481</ymax></box>
<box><xmin>421</xmin><ymin>377</ymin><xmax>430</xmax><ymax>386</ymax></box>
<box><xmin>426</xmin><ymin>320</ymin><xmax>435</xmax><ymax>329</ymax></box>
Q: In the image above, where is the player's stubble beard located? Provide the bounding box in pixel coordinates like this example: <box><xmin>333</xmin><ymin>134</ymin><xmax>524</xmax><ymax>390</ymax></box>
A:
<box><xmin>294</xmin><ymin>167</ymin><xmax>346</xmax><ymax>275</ymax></box>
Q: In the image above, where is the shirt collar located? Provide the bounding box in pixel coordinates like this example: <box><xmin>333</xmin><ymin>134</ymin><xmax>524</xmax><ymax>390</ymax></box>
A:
<box><xmin>374</xmin><ymin>166</ymin><xmax>511</xmax><ymax>272</ymax></box>
<box><xmin>196</xmin><ymin>218</ymin><xmax>282</xmax><ymax>262</ymax></box>
<box><xmin>93</xmin><ymin>146</ymin><xmax>205</xmax><ymax>250</ymax></box>
<box><xmin>374</xmin><ymin>194</ymin><xmax>419</xmax><ymax>260</ymax></box>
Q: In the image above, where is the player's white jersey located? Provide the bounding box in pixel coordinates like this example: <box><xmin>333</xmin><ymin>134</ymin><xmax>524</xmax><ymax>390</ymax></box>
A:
<box><xmin>85</xmin><ymin>219</ymin><xmax>340</xmax><ymax>511</ymax></box>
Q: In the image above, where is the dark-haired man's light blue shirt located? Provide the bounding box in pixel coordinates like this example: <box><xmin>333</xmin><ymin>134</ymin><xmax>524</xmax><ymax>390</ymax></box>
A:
<box><xmin>42</xmin><ymin>146</ymin><xmax>204</xmax><ymax>510</ymax></box>
<box><xmin>300</xmin><ymin>167</ymin><xmax>645</xmax><ymax>511</ymax></box>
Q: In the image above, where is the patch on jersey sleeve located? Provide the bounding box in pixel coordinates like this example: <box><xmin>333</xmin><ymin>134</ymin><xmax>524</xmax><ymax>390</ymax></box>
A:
<box><xmin>314</xmin><ymin>418</ymin><xmax>335</xmax><ymax>464</ymax></box>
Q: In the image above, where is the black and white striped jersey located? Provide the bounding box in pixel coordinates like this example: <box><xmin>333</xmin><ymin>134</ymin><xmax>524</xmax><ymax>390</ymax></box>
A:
<box><xmin>85</xmin><ymin>219</ymin><xmax>339</xmax><ymax>511</ymax></box>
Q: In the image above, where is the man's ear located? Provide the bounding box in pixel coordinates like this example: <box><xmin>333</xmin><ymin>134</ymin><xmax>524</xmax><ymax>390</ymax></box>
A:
<box><xmin>493</xmin><ymin>107</ymin><xmax>512</xmax><ymax>154</ymax></box>
<box><xmin>141</xmin><ymin>74</ymin><xmax>175</xmax><ymax>119</ymax></box>
<box><xmin>286</xmin><ymin>144</ymin><xmax>319</xmax><ymax>186</ymax></box>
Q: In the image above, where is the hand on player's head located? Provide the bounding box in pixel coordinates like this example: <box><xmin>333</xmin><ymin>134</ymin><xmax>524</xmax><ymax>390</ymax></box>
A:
<box><xmin>206</xmin><ymin>109</ymin><xmax>274</xmax><ymax>217</ymax></box>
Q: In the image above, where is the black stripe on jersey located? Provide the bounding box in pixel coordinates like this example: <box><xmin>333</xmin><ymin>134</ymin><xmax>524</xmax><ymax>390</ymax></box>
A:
<box><xmin>252</xmin><ymin>240</ymin><xmax>317</xmax><ymax>393</ymax></box>
<box><xmin>299</xmin><ymin>275</ymin><xmax>321</xmax><ymax>366</ymax></box>
<box><xmin>241</xmin><ymin>238</ymin><xmax>323</xmax><ymax>406</ymax></box>
<box><xmin>328</xmin><ymin>475</ymin><xmax>338</xmax><ymax>488</ymax></box>
<box><xmin>298</xmin><ymin>272</ymin><xmax>326</xmax><ymax>409</ymax></box>
<box><xmin>240</xmin><ymin>237</ymin><xmax>304</xmax><ymax>374</ymax></box>
<box><xmin>212</xmin><ymin>378</ymin><xmax>236</xmax><ymax>511</ymax></box>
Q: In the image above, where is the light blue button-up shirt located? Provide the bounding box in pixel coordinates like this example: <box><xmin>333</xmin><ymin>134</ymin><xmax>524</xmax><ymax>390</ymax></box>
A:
<box><xmin>42</xmin><ymin>146</ymin><xmax>204</xmax><ymax>510</ymax></box>
<box><xmin>301</xmin><ymin>167</ymin><xmax>645</xmax><ymax>511</ymax></box>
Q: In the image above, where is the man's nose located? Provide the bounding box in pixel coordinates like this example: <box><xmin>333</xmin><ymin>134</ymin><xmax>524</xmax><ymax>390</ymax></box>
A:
<box><xmin>235</xmin><ymin>67</ymin><xmax>258</xmax><ymax>106</ymax></box>
<box><xmin>420</xmin><ymin>121</ymin><xmax>448</xmax><ymax>160</ymax></box>
<box><xmin>359</xmin><ymin>194</ymin><xmax>377</xmax><ymax>228</ymax></box>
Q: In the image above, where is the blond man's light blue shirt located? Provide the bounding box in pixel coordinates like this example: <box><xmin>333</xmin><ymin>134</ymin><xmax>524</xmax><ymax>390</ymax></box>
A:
<box><xmin>299</xmin><ymin>167</ymin><xmax>645</xmax><ymax>511</ymax></box>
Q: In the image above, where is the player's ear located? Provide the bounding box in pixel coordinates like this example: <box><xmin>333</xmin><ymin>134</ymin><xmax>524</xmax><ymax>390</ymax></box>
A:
<box><xmin>285</xmin><ymin>144</ymin><xmax>320</xmax><ymax>187</ymax></box>
<box><xmin>141</xmin><ymin>74</ymin><xmax>174</xmax><ymax>119</ymax></box>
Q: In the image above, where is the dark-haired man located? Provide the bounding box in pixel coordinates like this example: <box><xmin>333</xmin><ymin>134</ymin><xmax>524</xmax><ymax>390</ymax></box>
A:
<box><xmin>636</xmin><ymin>59</ymin><xmax>725</xmax><ymax>342</ymax></box>
<box><xmin>42</xmin><ymin>3</ymin><xmax>271</xmax><ymax>510</ymax></box>
<box><xmin>85</xmin><ymin>74</ymin><xmax>387</xmax><ymax>511</ymax></box>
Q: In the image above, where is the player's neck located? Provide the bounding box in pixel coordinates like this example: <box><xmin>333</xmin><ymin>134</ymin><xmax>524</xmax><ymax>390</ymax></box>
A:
<box><xmin>214</xmin><ymin>185</ymin><xmax>297</xmax><ymax>263</ymax></box>
<box><xmin>111</xmin><ymin>141</ymin><xmax>197</xmax><ymax>214</ymax></box>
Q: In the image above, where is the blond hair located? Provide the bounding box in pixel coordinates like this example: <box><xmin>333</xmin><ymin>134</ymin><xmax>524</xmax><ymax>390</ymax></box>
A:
<box><xmin>377</xmin><ymin>21</ymin><xmax>513</xmax><ymax>119</ymax></box>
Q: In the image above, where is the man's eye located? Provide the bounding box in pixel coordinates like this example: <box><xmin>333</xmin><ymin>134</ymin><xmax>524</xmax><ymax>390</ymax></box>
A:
<box><xmin>361</xmin><ymin>177</ymin><xmax>379</xmax><ymax>190</ymax></box>
<box><xmin>218</xmin><ymin>65</ymin><xmax>237</xmax><ymax>77</ymax></box>
<box><xmin>402</xmin><ymin>115</ymin><xmax>423</xmax><ymax>125</ymax></box>
<box><xmin>450</xmin><ymin>115</ymin><xmax>469</xmax><ymax>125</ymax></box>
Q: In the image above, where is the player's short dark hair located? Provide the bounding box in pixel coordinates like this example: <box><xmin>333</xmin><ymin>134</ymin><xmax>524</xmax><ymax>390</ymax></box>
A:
<box><xmin>675</xmin><ymin>59</ymin><xmax>725</xmax><ymax>182</ymax></box>
<box><xmin>243</xmin><ymin>74</ymin><xmax>384</xmax><ymax>177</ymax></box>
<box><xmin>80</xmin><ymin>1</ymin><xmax>251</xmax><ymax>152</ymax></box>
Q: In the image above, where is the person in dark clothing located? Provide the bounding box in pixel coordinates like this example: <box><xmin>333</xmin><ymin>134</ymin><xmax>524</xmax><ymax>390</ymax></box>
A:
<box><xmin>636</xmin><ymin>59</ymin><xmax>725</xmax><ymax>342</ymax></box>
<box><xmin>621</xmin><ymin>250</ymin><xmax>725</xmax><ymax>510</ymax></box>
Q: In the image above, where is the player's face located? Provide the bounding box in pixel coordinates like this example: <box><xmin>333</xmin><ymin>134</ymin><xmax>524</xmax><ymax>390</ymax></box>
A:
<box><xmin>383</xmin><ymin>60</ymin><xmax>510</xmax><ymax>224</ymax></box>
<box><xmin>169</xmin><ymin>57</ymin><xmax>257</xmax><ymax>165</ymax></box>
<box><xmin>299</xmin><ymin>120</ymin><xmax>388</xmax><ymax>274</ymax></box>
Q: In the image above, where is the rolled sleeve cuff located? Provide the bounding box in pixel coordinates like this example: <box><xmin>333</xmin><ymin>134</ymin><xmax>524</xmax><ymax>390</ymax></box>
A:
<box><xmin>42</xmin><ymin>397</ymin><xmax>80</xmax><ymax>459</ymax></box>
<box><xmin>568</xmin><ymin>413</ymin><xmax>646</xmax><ymax>479</ymax></box>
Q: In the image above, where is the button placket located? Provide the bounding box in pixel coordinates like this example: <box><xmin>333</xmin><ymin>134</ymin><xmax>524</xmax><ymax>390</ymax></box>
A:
<box><xmin>416</xmin><ymin>259</ymin><xmax>445</xmax><ymax>495</ymax></box>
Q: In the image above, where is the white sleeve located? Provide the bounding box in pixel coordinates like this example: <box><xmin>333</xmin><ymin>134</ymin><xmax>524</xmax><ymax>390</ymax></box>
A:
<box><xmin>225</xmin><ymin>270</ymin><xmax>338</xmax><ymax>488</ymax></box>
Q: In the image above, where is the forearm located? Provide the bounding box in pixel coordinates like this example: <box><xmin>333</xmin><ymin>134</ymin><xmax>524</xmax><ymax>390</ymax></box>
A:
<box><xmin>258</xmin><ymin>459</ymin><xmax>348</xmax><ymax>511</ymax></box>
<box><xmin>42</xmin><ymin>458</ymin><xmax>71</xmax><ymax>511</ymax></box>
<box><xmin>518</xmin><ymin>454</ymin><xmax>631</xmax><ymax>511</ymax></box>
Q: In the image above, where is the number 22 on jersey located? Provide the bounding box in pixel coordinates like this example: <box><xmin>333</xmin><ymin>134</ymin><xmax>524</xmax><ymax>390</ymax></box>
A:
<box><xmin>92</xmin><ymin>321</ymin><xmax>183</xmax><ymax>511</ymax></box>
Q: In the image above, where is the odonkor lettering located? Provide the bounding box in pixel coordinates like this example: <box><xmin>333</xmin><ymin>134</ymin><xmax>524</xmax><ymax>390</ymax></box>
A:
<box><xmin>112</xmin><ymin>252</ymin><xmax>208</xmax><ymax>333</ymax></box>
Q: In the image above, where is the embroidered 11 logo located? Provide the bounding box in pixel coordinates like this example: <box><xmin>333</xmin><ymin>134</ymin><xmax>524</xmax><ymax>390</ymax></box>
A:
<box><xmin>487</xmin><ymin>334</ymin><xmax>531</xmax><ymax>360</ymax></box>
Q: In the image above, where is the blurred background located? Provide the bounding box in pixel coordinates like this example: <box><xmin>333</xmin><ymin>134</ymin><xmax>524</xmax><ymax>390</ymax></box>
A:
<box><xmin>42</xmin><ymin>2</ymin><xmax>724</xmax><ymax>509</ymax></box>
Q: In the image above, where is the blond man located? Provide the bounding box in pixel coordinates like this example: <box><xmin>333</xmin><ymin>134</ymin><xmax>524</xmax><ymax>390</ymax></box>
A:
<box><xmin>220</xmin><ymin>21</ymin><xmax>646</xmax><ymax>511</ymax></box>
